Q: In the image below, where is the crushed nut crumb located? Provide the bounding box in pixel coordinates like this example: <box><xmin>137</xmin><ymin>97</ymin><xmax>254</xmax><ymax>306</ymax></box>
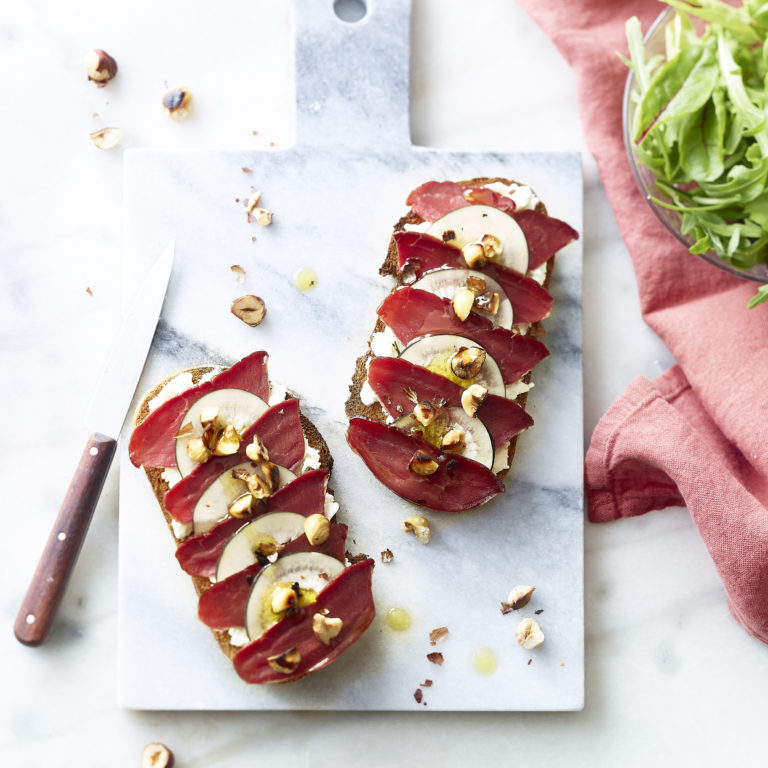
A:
<box><xmin>422</xmin><ymin>679</ymin><xmax>433</xmax><ymax>687</ymax></box>
<box><xmin>230</xmin><ymin>265</ymin><xmax>246</xmax><ymax>283</ymax></box>
<box><xmin>427</xmin><ymin>652</ymin><xmax>444</xmax><ymax>666</ymax></box>
<box><xmin>241</xmin><ymin>167</ymin><xmax>253</xmax><ymax>174</ymax></box>
<box><xmin>346</xmin><ymin>551</ymin><xmax>369</xmax><ymax>565</ymax></box>
<box><xmin>414</xmin><ymin>688</ymin><xmax>423</xmax><ymax>704</ymax></box>
<box><xmin>86</xmin><ymin>287</ymin><xmax>93</xmax><ymax>296</ymax></box>
<box><xmin>429</xmin><ymin>627</ymin><xmax>449</xmax><ymax>646</ymax></box>
<box><xmin>381</xmin><ymin>548</ymin><xmax>394</xmax><ymax>563</ymax></box>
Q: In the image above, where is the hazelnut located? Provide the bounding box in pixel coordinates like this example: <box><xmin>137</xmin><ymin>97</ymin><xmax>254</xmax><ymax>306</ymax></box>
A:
<box><xmin>260</xmin><ymin>460</ymin><xmax>280</xmax><ymax>492</ymax></box>
<box><xmin>440</xmin><ymin>426</ymin><xmax>466</xmax><ymax>453</ymax></box>
<box><xmin>267</xmin><ymin>647</ymin><xmax>301</xmax><ymax>674</ymax></box>
<box><xmin>185</xmin><ymin>437</ymin><xmax>210</xmax><ymax>464</ymax></box>
<box><xmin>408</xmin><ymin>451</ymin><xmax>439</xmax><ymax>475</ymax></box>
<box><xmin>253</xmin><ymin>208</ymin><xmax>273</xmax><ymax>226</ymax></box>
<box><xmin>199</xmin><ymin>405</ymin><xmax>220</xmax><ymax>428</ymax></box>
<box><xmin>413</xmin><ymin>400</ymin><xmax>437</xmax><ymax>427</ymax></box>
<box><xmin>450</xmin><ymin>346</ymin><xmax>486</xmax><ymax>379</ymax></box>
<box><xmin>402</xmin><ymin>515</ymin><xmax>431</xmax><ymax>544</ymax></box>
<box><xmin>304</xmin><ymin>513</ymin><xmax>330</xmax><ymax>546</ymax></box>
<box><xmin>312</xmin><ymin>613</ymin><xmax>343</xmax><ymax>645</ymax></box>
<box><xmin>228</xmin><ymin>493</ymin><xmax>254</xmax><ymax>519</ymax></box>
<box><xmin>86</xmin><ymin>49</ymin><xmax>118</xmax><ymax>85</ymax></box>
<box><xmin>89</xmin><ymin>126</ymin><xmax>122</xmax><ymax>150</ymax></box>
<box><xmin>141</xmin><ymin>742</ymin><xmax>174</xmax><ymax>768</ymax></box>
<box><xmin>462</xmin><ymin>242</ymin><xmax>486</xmax><ymax>269</ymax></box>
<box><xmin>475</xmin><ymin>291</ymin><xmax>500</xmax><ymax>316</ymax></box>
<box><xmin>452</xmin><ymin>286</ymin><xmax>476</xmax><ymax>322</ymax></box>
<box><xmin>481</xmin><ymin>234</ymin><xmax>503</xmax><ymax>259</ymax></box>
<box><xmin>231</xmin><ymin>264</ymin><xmax>246</xmax><ymax>283</ymax></box>
<box><xmin>162</xmin><ymin>87</ymin><xmax>193</xmax><ymax>121</ymax></box>
<box><xmin>461</xmin><ymin>384</ymin><xmax>487</xmax><ymax>417</ymax></box>
<box><xmin>270</xmin><ymin>585</ymin><xmax>298</xmax><ymax>614</ymax></box>
<box><xmin>245</xmin><ymin>434</ymin><xmax>269</xmax><ymax>462</ymax></box>
<box><xmin>515</xmin><ymin>617</ymin><xmax>544</xmax><ymax>650</ymax></box>
<box><xmin>507</xmin><ymin>585</ymin><xmax>535</xmax><ymax>610</ymax></box>
<box><xmin>212</xmin><ymin>424</ymin><xmax>241</xmax><ymax>456</ymax></box>
<box><xmin>231</xmin><ymin>294</ymin><xmax>266</xmax><ymax>326</ymax></box>
<box><xmin>174</xmin><ymin>422</ymin><xmax>194</xmax><ymax>438</ymax></box>
<box><xmin>245</xmin><ymin>190</ymin><xmax>262</xmax><ymax>212</ymax></box>
<box><xmin>465</xmin><ymin>275</ymin><xmax>487</xmax><ymax>294</ymax></box>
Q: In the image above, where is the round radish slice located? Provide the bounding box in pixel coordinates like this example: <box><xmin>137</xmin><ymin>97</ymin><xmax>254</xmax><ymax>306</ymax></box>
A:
<box><xmin>245</xmin><ymin>552</ymin><xmax>345</xmax><ymax>640</ymax></box>
<box><xmin>175</xmin><ymin>388</ymin><xmax>269</xmax><ymax>477</ymax></box>
<box><xmin>426</xmin><ymin>205</ymin><xmax>529</xmax><ymax>274</ymax></box>
<box><xmin>215</xmin><ymin>512</ymin><xmax>307</xmax><ymax>582</ymax></box>
<box><xmin>399</xmin><ymin>334</ymin><xmax>505</xmax><ymax>397</ymax></box>
<box><xmin>411</xmin><ymin>268</ymin><xmax>513</xmax><ymax>329</ymax></box>
<box><xmin>193</xmin><ymin>462</ymin><xmax>297</xmax><ymax>535</ymax></box>
<box><xmin>394</xmin><ymin>405</ymin><xmax>495</xmax><ymax>469</ymax></box>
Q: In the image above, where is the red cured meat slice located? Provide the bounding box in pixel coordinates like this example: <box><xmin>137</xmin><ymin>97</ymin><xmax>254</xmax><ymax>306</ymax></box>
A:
<box><xmin>377</xmin><ymin>287</ymin><xmax>549</xmax><ymax>384</ymax></box>
<box><xmin>512</xmin><ymin>209</ymin><xmax>579</xmax><ymax>271</ymax></box>
<box><xmin>174</xmin><ymin>469</ymin><xmax>330</xmax><ymax>576</ymax></box>
<box><xmin>233</xmin><ymin>558</ymin><xmax>375</xmax><ymax>684</ymax></box>
<box><xmin>164</xmin><ymin>398</ymin><xmax>306</xmax><ymax>524</ymax></box>
<box><xmin>346</xmin><ymin>417</ymin><xmax>504</xmax><ymax>512</ymax></box>
<box><xmin>367</xmin><ymin>357</ymin><xmax>533</xmax><ymax>447</ymax></box>
<box><xmin>129</xmin><ymin>351</ymin><xmax>270</xmax><ymax>469</ymax></box>
<box><xmin>197</xmin><ymin>525</ymin><xmax>348</xmax><ymax>629</ymax></box>
<box><xmin>405</xmin><ymin>181</ymin><xmax>516</xmax><ymax>221</ymax></box>
<box><xmin>394</xmin><ymin>232</ymin><xmax>553</xmax><ymax>323</ymax></box>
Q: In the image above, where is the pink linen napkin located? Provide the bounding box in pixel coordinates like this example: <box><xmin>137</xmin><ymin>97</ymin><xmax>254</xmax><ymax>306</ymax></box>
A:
<box><xmin>516</xmin><ymin>0</ymin><xmax>768</xmax><ymax>643</ymax></box>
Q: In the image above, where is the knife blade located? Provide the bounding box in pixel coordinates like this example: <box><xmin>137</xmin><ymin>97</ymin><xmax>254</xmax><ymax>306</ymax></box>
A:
<box><xmin>14</xmin><ymin>241</ymin><xmax>174</xmax><ymax>646</ymax></box>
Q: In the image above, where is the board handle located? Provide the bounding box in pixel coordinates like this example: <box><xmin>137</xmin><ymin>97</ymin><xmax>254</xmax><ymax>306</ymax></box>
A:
<box><xmin>14</xmin><ymin>433</ymin><xmax>117</xmax><ymax>646</ymax></box>
<box><xmin>294</xmin><ymin>0</ymin><xmax>411</xmax><ymax>150</ymax></box>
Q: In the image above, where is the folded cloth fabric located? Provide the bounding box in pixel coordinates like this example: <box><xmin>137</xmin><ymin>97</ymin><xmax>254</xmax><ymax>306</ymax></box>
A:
<box><xmin>516</xmin><ymin>0</ymin><xmax>768</xmax><ymax>643</ymax></box>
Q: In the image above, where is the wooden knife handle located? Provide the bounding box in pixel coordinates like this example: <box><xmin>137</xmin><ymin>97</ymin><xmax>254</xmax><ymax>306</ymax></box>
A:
<box><xmin>14</xmin><ymin>433</ymin><xmax>117</xmax><ymax>646</ymax></box>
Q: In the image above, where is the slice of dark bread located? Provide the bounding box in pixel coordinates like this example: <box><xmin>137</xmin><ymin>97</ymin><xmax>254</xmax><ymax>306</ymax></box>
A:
<box><xmin>133</xmin><ymin>365</ymin><xmax>333</xmax><ymax>661</ymax></box>
<box><xmin>345</xmin><ymin>177</ymin><xmax>554</xmax><ymax>482</ymax></box>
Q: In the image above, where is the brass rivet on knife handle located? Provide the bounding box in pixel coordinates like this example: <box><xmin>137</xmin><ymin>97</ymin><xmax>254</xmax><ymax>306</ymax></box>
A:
<box><xmin>14</xmin><ymin>433</ymin><xmax>117</xmax><ymax>646</ymax></box>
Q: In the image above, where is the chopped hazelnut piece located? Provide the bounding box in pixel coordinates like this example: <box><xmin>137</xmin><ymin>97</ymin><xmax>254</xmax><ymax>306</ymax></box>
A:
<box><xmin>86</xmin><ymin>49</ymin><xmax>117</xmax><ymax>85</ymax></box>
<box><xmin>402</xmin><ymin>515</ymin><xmax>431</xmax><ymax>544</ymax></box>
<box><xmin>429</xmin><ymin>627</ymin><xmax>449</xmax><ymax>645</ymax></box>
<box><xmin>231</xmin><ymin>264</ymin><xmax>246</xmax><ymax>283</ymax></box>
<box><xmin>465</xmin><ymin>275</ymin><xmax>487</xmax><ymax>294</ymax></box>
<box><xmin>475</xmin><ymin>291</ymin><xmax>500</xmax><ymax>316</ymax></box>
<box><xmin>381</xmin><ymin>548</ymin><xmax>394</xmax><ymax>563</ymax></box>
<box><xmin>304</xmin><ymin>513</ymin><xmax>330</xmax><ymax>546</ymax></box>
<box><xmin>440</xmin><ymin>426</ymin><xmax>466</xmax><ymax>453</ymax></box>
<box><xmin>271</xmin><ymin>585</ymin><xmax>298</xmax><ymax>614</ymax></box>
<box><xmin>162</xmin><ymin>87</ymin><xmax>193</xmax><ymax>121</ymax></box>
<box><xmin>212</xmin><ymin>424</ymin><xmax>240</xmax><ymax>456</ymax></box>
<box><xmin>253</xmin><ymin>208</ymin><xmax>273</xmax><ymax>226</ymax></box>
<box><xmin>228</xmin><ymin>493</ymin><xmax>254</xmax><ymax>519</ymax></box>
<box><xmin>461</xmin><ymin>384</ymin><xmax>487</xmax><ymax>418</ymax></box>
<box><xmin>174</xmin><ymin>422</ymin><xmax>194</xmax><ymax>439</ymax></box>
<box><xmin>408</xmin><ymin>451</ymin><xmax>439</xmax><ymax>476</ymax></box>
<box><xmin>515</xmin><ymin>617</ymin><xmax>544</xmax><ymax>650</ymax></box>
<box><xmin>89</xmin><ymin>127</ymin><xmax>122</xmax><ymax>150</ymax></box>
<box><xmin>413</xmin><ymin>400</ymin><xmax>437</xmax><ymax>427</ymax></box>
<box><xmin>245</xmin><ymin>190</ymin><xmax>262</xmax><ymax>212</ymax></box>
<box><xmin>199</xmin><ymin>405</ymin><xmax>220</xmax><ymax>428</ymax></box>
<box><xmin>312</xmin><ymin>613</ymin><xmax>343</xmax><ymax>645</ymax></box>
<box><xmin>185</xmin><ymin>437</ymin><xmax>210</xmax><ymax>464</ymax></box>
<box><xmin>141</xmin><ymin>742</ymin><xmax>174</xmax><ymax>768</ymax></box>
<box><xmin>427</xmin><ymin>651</ymin><xmax>444</xmax><ymax>665</ymax></box>
<box><xmin>245</xmin><ymin>434</ymin><xmax>269</xmax><ymax>462</ymax></box>
<box><xmin>231</xmin><ymin>294</ymin><xmax>267</xmax><ymax>326</ymax></box>
<box><xmin>452</xmin><ymin>286</ymin><xmax>476</xmax><ymax>322</ymax></box>
<box><xmin>507</xmin><ymin>585</ymin><xmax>535</xmax><ymax>610</ymax></box>
<box><xmin>462</xmin><ymin>242</ymin><xmax>486</xmax><ymax>269</ymax></box>
<box><xmin>481</xmin><ymin>234</ymin><xmax>503</xmax><ymax>259</ymax></box>
<box><xmin>267</xmin><ymin>647</ymin><xmax>301</xmax><ymax>674</ymax></box>
<box><xmin>450</xmin><ymin>346</ymin><xmax>486</xmax><ymax>379</ymax></box>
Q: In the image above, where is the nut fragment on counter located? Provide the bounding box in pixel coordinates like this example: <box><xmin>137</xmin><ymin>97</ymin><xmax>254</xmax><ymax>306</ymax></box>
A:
<box><xmin>381</xmin><ymin>548</ymin><xmax>394</xmax><ymax>563</ymax></box>
<box><xmin>231</xmin><ymin>264</ymin><xmax>246</xmax><ymax>283</ymax></box>
<box><xmin>89</xmin><ymin>126</ymin><xmax>122</xmax><ymax>150</ymax></box>
<box><xmin>427</xmin><ymin>651</ymin><xmax>444</xmax><ymax>665</ymax></box>
<box><xmin>515</xmin><ymin>617</ymin><xmax>544</xmax><ymax>650</ymax></box>
<box><xmin>231</xmin><ymin>294</ymin><xmax>266</xmax><ymax>326</ymax></box>
<box><xmin>162</xmin><ymin>87</ymin><xmax>193</xmax><ymax>120</ymax></box>
<box><xmin>86</xmin><ymin>49</ymin><xmax>117</xmax><ymax>85</ymax></box>
<box><xmin>312</xmin><ymin>613</ymin><xmax>343</xmax><ymax>645</ymax></box>
<box><xmin>252</xmin><ymin>207</ymin><xmax>273</xmax><ymax>226</ymax></box>
<box><xmin>402</xmin><ymin>514</ymin><xmax>431</xmax><ymax>544</ymax></box>
<box><xmin>429</xmin><ymin>626</ymin><xmax>449</xmax><ymax>645</ymax></box>
<box><xmin>304</xmin><ymin>513</ymin><xmax>330</xmax><ymax>546</ymax></box>
<box><xmin>503</xmin><ymin>585</ymin><xmax>535</xmax><ymax>613</ymax></box>
<box><xmin>141</xmin><ymin>742</ymin><xmax>174</xmax><ymax>768</ymax></box>
<box><xmin>245</xmin><ymin>190</ymin><xmax>262</xmax><ymax>212</ymax></box>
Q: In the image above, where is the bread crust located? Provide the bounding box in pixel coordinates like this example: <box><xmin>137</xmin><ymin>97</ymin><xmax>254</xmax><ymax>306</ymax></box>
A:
<box><xmin>133</xmin><ymin>365</ymin><xmax>333</xmax><ymax>662</ymax></box>
<box><xmin>345</xmin><ymin>177</ymin><xmax>554</xmax><ymax>483</ymax></box>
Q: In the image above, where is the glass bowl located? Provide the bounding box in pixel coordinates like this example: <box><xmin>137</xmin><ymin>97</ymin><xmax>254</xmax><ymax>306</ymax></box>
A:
<box><xmin>622</xmin><ymin>7</ymin><xmax>768</xmax><ymax>283</ymax></box>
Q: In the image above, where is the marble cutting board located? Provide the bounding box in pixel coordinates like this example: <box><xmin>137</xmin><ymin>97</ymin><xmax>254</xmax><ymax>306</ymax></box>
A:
<box><xmin>118</xmin><ymin>0</ymin><xmax>583</xmax><ymax>711</ymax></box>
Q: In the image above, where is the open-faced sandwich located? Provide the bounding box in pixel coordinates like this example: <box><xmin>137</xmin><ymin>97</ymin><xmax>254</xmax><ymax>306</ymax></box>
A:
<box><xmin>345</xmin><ymin>178</ymin><xmax>579</xmax><ymax>512</ymax></box>
<box><xmin>129</xmin><ymin>351</ymin><xmax>375</xmax><ymax>684</ymax></box>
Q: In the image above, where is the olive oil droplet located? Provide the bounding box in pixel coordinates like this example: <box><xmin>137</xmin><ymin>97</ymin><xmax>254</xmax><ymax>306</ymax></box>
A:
<box><xmin>385</xmin><ymin>607</ymin><xmax>411</xmax><ymax>631</ymax></box>
<box><xmin>293</xmin><ymin>268</ymin><xmax>318</xmax><ymax>291</ymax></box>
<box><xmin>473</xmin><ymin>647</ymin><xmax>497</xmax><ymax>675</ymax></box>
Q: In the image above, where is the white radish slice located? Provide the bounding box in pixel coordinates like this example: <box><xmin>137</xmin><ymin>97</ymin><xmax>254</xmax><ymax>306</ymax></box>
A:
<box><xmin>215</xmin><ymin>512</ymin><xmax>307</xmax><ymax>582</ymax></box>
<box><xmin>426</xmin><ymin>204</ymin><xmax>529</xmax><ymax>274</ymax></box>
<box><xmin>411</xmin><ymin>268</ymin><xmax>513</xmax><ymax>329</ymax></box>
<box><xmin>395</xmin><ymin>405</ymin><xmax>495</xmax><ymax>469</ymax></box>
<box><xmin>399</xmin><ymin>334</ymin><xmax>505</xmax><ymax>397</ymax></box>
<box><xmin>175</xmin><ymin>388</ymin><xmax>269</xmax><ymax>478</ymax></box>
<box><xmin>193</xmin><ymin>462</ymin><xmax>297</xmax><ymax>535</ymax></box>
<box><xmin>245</xmin><ymin>552</ymin><xmax>345</xmax><ymax>640</ymax></box>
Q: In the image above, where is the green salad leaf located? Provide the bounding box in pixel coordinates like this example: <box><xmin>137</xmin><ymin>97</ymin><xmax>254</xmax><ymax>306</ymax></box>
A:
<box><xmin>625</xmin><ymin>0</ymin><xmax>768</xmax><ymax>307</ymax></box>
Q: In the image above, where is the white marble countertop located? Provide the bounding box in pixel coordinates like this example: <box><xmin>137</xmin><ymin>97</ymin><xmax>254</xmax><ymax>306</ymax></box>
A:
<box><xmin>2</xmin><ymin>0</ymin><xmax>766</xmax><ymax>764</ymax></box>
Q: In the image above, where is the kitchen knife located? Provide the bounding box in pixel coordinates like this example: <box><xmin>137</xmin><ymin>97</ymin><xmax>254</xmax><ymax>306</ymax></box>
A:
<box><xmin>14</xmin><ymin>241</ymin><xmax>174</xmax><ymax>646</ymax></box>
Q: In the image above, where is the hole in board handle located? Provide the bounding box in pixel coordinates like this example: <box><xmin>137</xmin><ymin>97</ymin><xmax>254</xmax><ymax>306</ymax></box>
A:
<box><xmin>333</xmin><ymin>0</ymin><xmax>367</xmax><ymax>23</ymax></box>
